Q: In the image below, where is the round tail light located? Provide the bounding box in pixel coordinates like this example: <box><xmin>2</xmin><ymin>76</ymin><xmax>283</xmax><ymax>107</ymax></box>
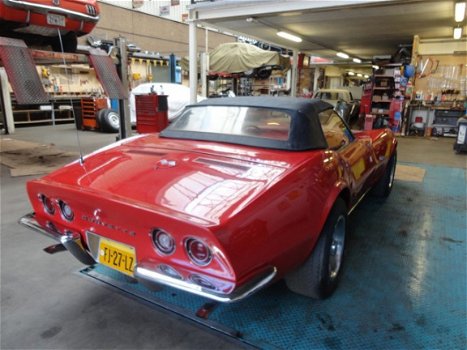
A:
<box><xmin>58</xmin><ymin>200</ymin><xmax>74</xmax><ymax>221</ymax></box>
<box><xmin>39</xmin><ymin>194</ymin><xmax>55</xmax><ymax>215</ymax></box>
<box><xmin>186</xmin><ymin>238</ymin><xmax>212</xmax><ymax>266</ymax></box>
<box><xmin>152</xmin><ymin>229</ymin><xmax>175</xmax><ymax>255</ymax></box>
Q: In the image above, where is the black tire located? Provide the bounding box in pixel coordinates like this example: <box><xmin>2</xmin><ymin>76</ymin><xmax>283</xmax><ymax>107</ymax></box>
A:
<box><xmin>73</xmin><ymin>107</ymin><xmax>83</xmax><ymax>130</ymax></box>
<box><xmin>285</xmin><ymin>198</ymin><xmax>347</xmax><ymax>299</ymax></box>
<box><xmin>50</xmin><ymin>32</ymin><xmax>78</xmax><ymax>53</ymax></box>
<box><xmin>98</xmin><ymin>109</ymin><xmax>120</xmax><ymax>133</ymax></box>
<box><xmin>348</xmin><ymin>104</ymin><xmax>359</xmax><ymax>123</ymax></box>
<box><xmin>256</xmin><ymin>67</ymin><xmax>272</xmax><ymax>80</ymax></box>
<box><xmin>372</xmin><ymin>150</ymin><xmax>397</xmax><ymax>197</ymax></box>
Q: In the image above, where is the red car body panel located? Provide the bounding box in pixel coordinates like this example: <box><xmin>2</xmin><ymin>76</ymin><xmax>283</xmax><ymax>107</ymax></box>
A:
<box><xmin>25</xmin><ymin>127</ymin><xmax>396</xmax><ymax>292</ymax></box>
<box><xmin>21</xmin><ymin>97</ymin><xmax>397</xmax><ymax>301</ymax></box>
<box><xmin>0</xmin><ymin>0</ymin><xmax>99</xmax><ymax>36</ymax></box>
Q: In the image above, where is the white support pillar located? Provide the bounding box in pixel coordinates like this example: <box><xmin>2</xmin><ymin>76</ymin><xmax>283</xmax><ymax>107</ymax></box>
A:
<box><xmin>0</xmin><ymin>68</ymin><xmax>14</xmax><ymax>134</ymax></box>
<box><xmin>201</xmin><ymin>52</ymin><xmax>207</xmax><ymax>98</ymax></box>
<box><xmin>204</xmin><ymin>28</ymin><xmax>209</xmax><ymax>97</ymax></box>
<box><xmin>313</xmin><ymin>66</ymin><xmax>320</xmax><ymax>93</ymax></box>
<box><xmin>291</xmin><ymin>49</ymin><xmax>298</xmax><ymax>97</ymax></box>
<box><xmin>189</xmin><ymin>19</ymin><xmax>198</xmax><ymax>104</ymax></box>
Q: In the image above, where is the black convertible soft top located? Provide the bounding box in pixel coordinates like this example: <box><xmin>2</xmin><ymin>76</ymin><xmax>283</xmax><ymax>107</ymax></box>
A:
<box><xmin>161</xmin><ymin>96</ymin><xmax>331</xmax><ymax>151</ymax></box>
<box><xmin>194</xmin><ymin>96</ymin><xmax>330</xmax><ymax>112</ymax></box>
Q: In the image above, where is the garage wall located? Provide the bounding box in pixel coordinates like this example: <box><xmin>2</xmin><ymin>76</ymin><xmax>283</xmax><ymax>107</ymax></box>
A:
<box><xmin>39</xmin><ymin>65</ymin><xmax>103</xmax><ymax>95</ymax></box>
<box><xmin>414</xmin><ymin>55</ymin><xmax>466</xmax><ymax>100</ymax></box>
<box><xmin>84</xmin><ymin>3</ymin><xmax>235</xmax><ymax>56</ymax></box>
<box><xmin>99</xmin><ymin>0</ymin><xmax>191</xmax><ymax>23</ymax></box>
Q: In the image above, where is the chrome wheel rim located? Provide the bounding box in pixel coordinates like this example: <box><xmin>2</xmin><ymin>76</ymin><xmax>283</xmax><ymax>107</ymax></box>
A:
<box><xmin>108</xmin><ymin>112</ymin><xmax>120</xmax><ymax>129</ymax></box>
<box><xmin>329</xmin><ymin>215</ymin><xmax>346</xmax><ymax>280</ymax></box>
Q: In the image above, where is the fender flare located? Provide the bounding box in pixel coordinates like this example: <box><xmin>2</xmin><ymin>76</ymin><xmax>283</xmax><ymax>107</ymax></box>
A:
<box><xmin>316</xmin><ymin>181</ymin><xmax>350</xmax><ymax>236</ymax></box>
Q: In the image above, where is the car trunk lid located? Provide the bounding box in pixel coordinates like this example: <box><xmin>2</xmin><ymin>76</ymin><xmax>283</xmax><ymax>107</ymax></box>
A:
<box><xmin>43</xmin><ymin>135</ymin><xmax>304</xmax><ymax>225</ymax></box>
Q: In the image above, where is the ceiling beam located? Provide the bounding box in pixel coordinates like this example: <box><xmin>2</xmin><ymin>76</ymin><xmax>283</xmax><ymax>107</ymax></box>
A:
<box><xmin>190</xmin><ymin>0</ymin><xmax>392</xmax><ymax>21</ymax></box>
<box><xmin>198</xmin><ymin>21</ymin><xmax>297</xmax><ymax>51</ymax></box>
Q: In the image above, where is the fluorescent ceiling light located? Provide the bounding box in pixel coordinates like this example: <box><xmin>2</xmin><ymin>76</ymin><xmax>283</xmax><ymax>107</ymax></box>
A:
<box><xmin>353</xmin><ymin>58</ymin><xmax>362</xmax><ymax>63</ymax></box>
<box><xmin>357</xmin><ymin>73</ymin><xmax>363</xmax><ymax>77</ymax></box>
<box><xmin>455</xmin><ymin>2</ymin><xmax>466</xmax><ymax>22</ymax></box>
<box><xmin>277</xmin><ymin>31</ymin><xmax>302</xmax><ymax>42</ymax></box>
<box><xmin>336</xmin><ymin>52</ymin><xmax>349</xmax><ymax>59</ymax></box>
<box><xmin>348</xmin><ymin>71</ymin><xmax>355</xmax><ymax>76</ymax></box>
<box><xmin>364</xmin><ymin>74</ymin><xmax>369</xmax><ymax>78</ymax></box>
<box><xmin>372</xmin><ymin>65</ymin><xmax>380</xmax><ymax>69</ymax></box>
<box><xmin>454</xmin><ymin>26</ymin><xmax>463</xmax><ymax>39</ymax></box>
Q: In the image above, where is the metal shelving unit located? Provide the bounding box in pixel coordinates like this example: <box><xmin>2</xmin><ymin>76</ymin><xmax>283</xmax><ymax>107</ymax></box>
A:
<box><xmin>370</xmin><ymin>63</ymin><xmax>404</xmax><ymax>128</ymax></box>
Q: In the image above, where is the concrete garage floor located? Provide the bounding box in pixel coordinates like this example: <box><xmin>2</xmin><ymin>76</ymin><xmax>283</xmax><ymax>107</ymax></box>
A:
<box><xmin>1</xmin><ymin>124</ymin><xmax>466</xmax><ymax>349</ymax></box>
<box><xmin>1</xmin><ymin>125</ymin><xmax>243</xmax><ymax>349</ymax></box>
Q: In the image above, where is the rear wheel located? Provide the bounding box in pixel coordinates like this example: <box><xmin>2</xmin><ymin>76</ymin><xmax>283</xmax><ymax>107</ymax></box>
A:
<box><xmin>73</xmin><ymin>107</ymin><xmax>83</xmax><ymax>130</ymax></box>
<box><xmin>285</xmin><ymin>198</ymin><xmax>347</xmax><ymax>299</ymax></box>
<box><xmin>372</xmin><ymin>151</ymin><xmax>397</xmax><ymax>197</ymax></box>
<box><xmin>257</xmin><ymin>67</ymin><xmax>272</xmax><ymax>79</ymax></box>
<box><xmin>98</xmin><ymin>109</ymin><xmax>120</xmax><ymax>133</ymax></box>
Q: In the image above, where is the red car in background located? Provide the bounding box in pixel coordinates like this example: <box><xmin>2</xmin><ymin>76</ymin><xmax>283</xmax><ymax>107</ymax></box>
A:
<box><xmin>20</xmin><ymin>97</ymin><xmax>397</xmax><ymax>302</ymax></box>
<box><xmin>0</xmin><ymin>0</ymin><xmax>99</xmax><ymax>52</ymax></box>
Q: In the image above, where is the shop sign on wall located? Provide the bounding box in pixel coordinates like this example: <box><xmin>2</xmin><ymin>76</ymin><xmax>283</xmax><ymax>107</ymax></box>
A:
<box><xmin>160</xmin><ymin>5</ymin><xmax>170</xmax><ymax>16</ymax></box>
<box><xmin>132</xmin><ymin>0</ymin><xmax>144</xmax><ymax>9</ymax></box>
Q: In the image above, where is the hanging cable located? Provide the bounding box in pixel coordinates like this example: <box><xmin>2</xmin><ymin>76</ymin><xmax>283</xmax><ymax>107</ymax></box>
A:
<box><xmin>56</xmin><ymin>29</ymin><xmax>85</xmax><ymax>165</ymax></box>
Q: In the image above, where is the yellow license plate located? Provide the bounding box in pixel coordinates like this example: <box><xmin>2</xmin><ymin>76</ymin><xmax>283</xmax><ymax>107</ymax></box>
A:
<box><xmin>98</xmin><ymin>238</ymin><xmax>136</xmax><ymax>277</ymax></box>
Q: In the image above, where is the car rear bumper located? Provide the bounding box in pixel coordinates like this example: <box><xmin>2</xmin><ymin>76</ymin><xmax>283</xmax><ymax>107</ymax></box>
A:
<box><xmin>135</xmin><ymin>263</ymin><xmax>277</xmax><ymax>303</ymax></box>
<box><xmin>3</xmin><ymin>0</ymin><xmax>99</xmax><ymax>23</ymax></box>
<box><xmin>19</xmin><ymin>212</ymin><xmax>96</xmax><ymax>265</ymax></box>
<box><xmin>19</xmin><ymin>212</ymin><xmax>277</xmax><ymax>303</ymax></box>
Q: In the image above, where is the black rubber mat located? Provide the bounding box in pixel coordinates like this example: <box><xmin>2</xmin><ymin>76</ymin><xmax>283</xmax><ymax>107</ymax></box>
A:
<box><xmin>80</xmin><ymin>162</ymin><xmax>467</xmax><ymax>349</ymax></box>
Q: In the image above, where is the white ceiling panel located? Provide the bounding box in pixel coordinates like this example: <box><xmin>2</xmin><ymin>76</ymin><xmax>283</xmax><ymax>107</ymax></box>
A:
<box><xmin>192</xmin><ymin>0</ymin><xmax>466</xmax><ymax>63</ymax></box>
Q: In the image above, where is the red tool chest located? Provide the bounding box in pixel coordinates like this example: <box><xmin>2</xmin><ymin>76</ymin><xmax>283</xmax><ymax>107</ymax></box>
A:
<box><xmin>135</xmin><ymin>94</ymin><xmax>168</xmax><ymax>133</ymax></box>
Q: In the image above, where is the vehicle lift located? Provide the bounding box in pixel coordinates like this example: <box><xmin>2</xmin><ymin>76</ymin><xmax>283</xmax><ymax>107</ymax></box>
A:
<box><xmin>0</xmin><ymin>36</ymin><xmax>130</xmax><ymax>139</ymax></box>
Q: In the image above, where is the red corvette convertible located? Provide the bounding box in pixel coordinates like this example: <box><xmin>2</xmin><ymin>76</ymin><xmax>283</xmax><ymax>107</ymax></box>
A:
<box><xmin>0</xmin><ymin>0</ymin><xmax>99</xmax><ymax>52</ymax></box>
<box><xmin>20</xmin><ymin>97</ymin><xmax>397</xmax><ymax>302</ymax></box>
